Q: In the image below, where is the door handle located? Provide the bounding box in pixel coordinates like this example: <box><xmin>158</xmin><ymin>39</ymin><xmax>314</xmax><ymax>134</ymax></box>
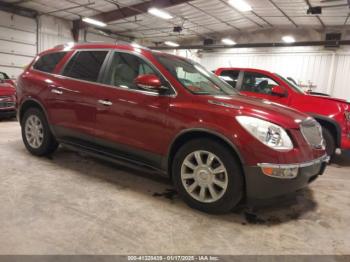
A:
<box><xmin>51</xmin><ymin>89</ymin><xmax>63</xmax><ymax>95</ymax></box>
<box><xmin>98</xmin><ymin>99</ymin><xmax>113</xmax><ymax>106</ymax></box>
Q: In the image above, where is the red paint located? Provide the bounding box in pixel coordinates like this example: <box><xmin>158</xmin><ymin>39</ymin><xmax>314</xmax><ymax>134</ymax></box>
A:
<box><xmin>0</xmin><ymin>82</ymin><xmax>16</xmax><ymax>114</ymax></box>
<box><xmin>215</xmin><ymin>67</ymin><xmax>350</xmax><ymax>150</ymax></box>
<box><xmin>16</xmin><ymin>44</ymin><xmax>325</xmax><ymax>167</ymax></box>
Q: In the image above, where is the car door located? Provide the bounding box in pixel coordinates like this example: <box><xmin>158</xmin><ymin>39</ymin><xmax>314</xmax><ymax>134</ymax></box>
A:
<box><xmin>93</xmin><ymin>51</ymin><xmax>174</xmax><ymax>167</ymax></box>
<box><xmin>239</xmin><ymin>71</ymin><xmax>290</xmax><ymax>106</ymax></box>
<box><xmin>46</xmin><ymin>50</ymin><xmax>109</xmax><ymax>142</ymax></box>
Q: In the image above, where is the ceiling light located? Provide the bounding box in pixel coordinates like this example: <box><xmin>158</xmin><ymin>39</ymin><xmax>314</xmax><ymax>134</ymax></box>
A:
<box><xmin>228</xmin><ymin>0</ymin><xmax>252</xmax><ymax>12</ymax></box>
<box><xmin>222</xmin><ymin>38</ymin><xmax>236</xmax><ymax>45</ymax></box>
<box><xmin>148</xmin><ymin>8</ymin><xmax>173</xmax><ymax>19</ymax></box>
<box><xmin>282</xmin><ymin>35</ymin><xmax>295</xmax><ymax>43</ymax></box>
<box><xmin>164</xmin><ymin>41</ymin><xmax>179</xmax><ymax>47</ymax></box>
<box><xmin>82</xmin><ymin>17</ymin><xmax>107</xmax><ymax>27</ymax></box>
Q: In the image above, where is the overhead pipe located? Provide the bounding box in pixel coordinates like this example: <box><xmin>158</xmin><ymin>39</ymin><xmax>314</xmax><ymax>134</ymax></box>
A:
<box><xmin>149</xmin><ymin>41</ymin><xmax>350</xmax><ymax>50</ymax></box>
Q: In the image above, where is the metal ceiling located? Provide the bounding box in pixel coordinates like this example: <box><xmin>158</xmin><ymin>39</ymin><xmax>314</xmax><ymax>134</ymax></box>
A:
<box><xmin>1</xmin><ymin>0</ymin><xmax>350</xmax><ymax>42</ymax></box>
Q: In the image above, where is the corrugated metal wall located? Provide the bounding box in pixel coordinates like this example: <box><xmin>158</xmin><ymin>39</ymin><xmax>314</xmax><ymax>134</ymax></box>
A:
<box><xmin>0</xmin><ymin>10</ymin><xmax>36</xmax><ymax>79</ymax></box>
<box><xmin>38</xmin><ymin>16</ymin><xmax>73</xmax><ymax>52</ymax></box>
<box><xmin>200</xmin><ymin>46</ymin><xmax>350</xmax><ymax>100</ymax></box>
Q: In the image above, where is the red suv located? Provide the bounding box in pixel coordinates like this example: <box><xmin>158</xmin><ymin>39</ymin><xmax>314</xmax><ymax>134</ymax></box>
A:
<box><xmin>16</xmin><ymin>43</ymin><xmax>328</xmax><ymax>213</ymax></box>
<box><xmin>215</xmin><ymin>68</ymin><xmax>350</xmax><ymax>157</ymax></box>
<box><xmin>0</xmin><ymin>77</ymin><xmax>16</xmax><ymax>119</ymax></box>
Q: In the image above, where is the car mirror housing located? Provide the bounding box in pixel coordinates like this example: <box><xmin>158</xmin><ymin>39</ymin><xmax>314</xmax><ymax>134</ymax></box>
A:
<box><xmin>271</xmin><ymin>85</ymin><xmax>287</xmax><ymax>97</ymax></box>
<box><xmin>134</xmin><ymin>74</ymin><xmax>165</xmax><ymax>92</ymax></box>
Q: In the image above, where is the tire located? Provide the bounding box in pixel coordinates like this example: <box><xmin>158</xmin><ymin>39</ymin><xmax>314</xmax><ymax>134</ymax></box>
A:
<box><xmin>322</xmin><ymin>127</ymin><xmax>336</xmax><ymax>158</ymax></box>
<box><xmin>21</xmin><ymin>107</ymin><xmax>58</xmax><ymax>156</ymax></box>
<box><xmin>172</xmin><ymin>138</ymin><xmax>243</xmax><ymax>214</ymax></box>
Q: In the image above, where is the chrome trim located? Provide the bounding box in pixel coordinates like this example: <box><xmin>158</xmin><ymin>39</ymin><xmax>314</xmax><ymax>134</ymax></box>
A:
<box><xmin>208</xmin><ymin>100</ymin><xmax>242</xmax><ymax>110</ymax></box>
<box><xmin>51</xmin><ymin>89</ymin><xmax>63</xmax><ymax>95</ymax></box>
<box><xmin>300</xmin><ymin>117</ymin><xmax>325</xmax><ymax>150</ymax></box>
<box><xmin>98</xmin><ymin>100</ymin><xmax>113</xmax><ymax>106</ymax></box>
<box><xmin>257</xmin><ymin>154</ymin><xmax>330</xmax><ymax>169</ymax></box>
<box><xmin>56</xmin><ymin>48</ymin><xmax>177</xmax><ymax>98</ymax></box>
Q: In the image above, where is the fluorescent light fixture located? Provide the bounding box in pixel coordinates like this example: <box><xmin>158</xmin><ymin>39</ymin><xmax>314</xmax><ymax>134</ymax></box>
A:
<box><xmin>82</xmin><ymin>17</ymin><xmax>107</xmax><ymax>27</ymax></box>
<box><xmin>228</xmin><ymin>0</ymin><xmax>252</xmax><ymax>12</ymax></box>
<box><xmin>164</xmin><ymin>41</ymin><xmax>179</xmax><ymax>47</ymax></box>
<box><xmin>282</xmin><ymin>35</ymin><xmax>295</xmax><ymax>43</ymax></box>
<box><xmin>222</xmin><ymin>38</ymin><xmax>236</xmax><ymax>45</ymax></box>
<box><xmin>148</xmin><ymin>7</ymin><xmax>173</xmax><ymax>19</ymax></box>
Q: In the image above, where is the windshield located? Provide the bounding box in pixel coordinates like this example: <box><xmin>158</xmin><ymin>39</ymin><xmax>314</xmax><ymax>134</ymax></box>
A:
<box><xmin>154</xmin><ymin>54</ymin><xmax>237</xmax><ymax>96</ymax></box>
<box><xmin>276</xmin><ymin>74</ymin><xmax>305</xmax><ymax>94</ymax></box>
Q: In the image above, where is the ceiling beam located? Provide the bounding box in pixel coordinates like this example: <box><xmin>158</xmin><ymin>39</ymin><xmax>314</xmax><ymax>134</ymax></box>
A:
<box><xmin>80</xmin><ymin>0</ymin><xmax>195</xmax><ymax>25</ymax></box>
<box><xmin>268</xmin><ymin>0</ymin><xmax>298</xmax><ymax>27</ymax></box>
<box><xmin>0</xmin><ymin>1</ymin><xmax>38</xmax><ymax>18</ymax></box>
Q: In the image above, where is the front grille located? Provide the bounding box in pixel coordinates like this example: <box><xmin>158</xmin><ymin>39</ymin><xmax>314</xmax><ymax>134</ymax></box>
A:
<box><xmin>0</xmin><ymin>101</ymin><xmax>15</xmax><ymax>108</ymax></box>
<box><xmin>300</xmin><ymin>118</ymin><xmax>324</xmax><ymax>149</ymax></box>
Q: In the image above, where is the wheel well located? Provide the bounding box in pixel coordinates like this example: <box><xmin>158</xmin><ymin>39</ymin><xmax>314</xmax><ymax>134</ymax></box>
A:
<box><xmin>19</xmin><ymin>100</ymin><xmax>45</xmax><ymax>124</ymax></box>
<box><xmin>314</xmin><ymin>118</ymin><xmax>340</xmax><ymax>147</ymax></box>
<box><xmin>168</xmin><ymin>131</ymin><xmax>244</xmax><ymax>178</ymax></box>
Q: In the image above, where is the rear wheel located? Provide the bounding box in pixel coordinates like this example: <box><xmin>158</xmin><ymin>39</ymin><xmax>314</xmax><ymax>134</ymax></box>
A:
<box><xmin>21</xmin><ymin>108</ymin><xmax>58</xmax><ymax>156</ymax></box>
<box><xmin>172</xmin><ymin>138</ymin><xmax>243</xmax><ymax>214</ymax></box>
<box><xmin>322</xmin><ymin>127</ymin><xmax>336</xmax><ymax>158</ymax></box>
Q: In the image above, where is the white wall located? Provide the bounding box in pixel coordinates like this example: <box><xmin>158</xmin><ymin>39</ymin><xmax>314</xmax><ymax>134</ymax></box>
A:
<box><xmin>0</xmin><ymin>10</ymin><xmax>36</xmax><ymax>79</ymax></box>
<box><xmin>38</xmin><ymin>15</ymin><xmax>73</xmax><ymax>52</ymax></box>
<box><xmin>199</xmin><ymin>46</ymin><xmax>350</xmax><ymax>100</ymax></box>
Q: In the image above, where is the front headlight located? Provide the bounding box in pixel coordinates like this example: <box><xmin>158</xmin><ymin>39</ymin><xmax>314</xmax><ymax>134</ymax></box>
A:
<box><xmin>236</xmin><ymin>116</ymin><xmax>293</xmax><ymax>151</ymax></box>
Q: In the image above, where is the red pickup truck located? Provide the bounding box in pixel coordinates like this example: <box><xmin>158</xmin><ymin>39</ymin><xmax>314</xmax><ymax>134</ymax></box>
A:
<box><xmin>215</xmin><ymin>68</ymin><xmax>350</xmax><ymax>157</ymax></box>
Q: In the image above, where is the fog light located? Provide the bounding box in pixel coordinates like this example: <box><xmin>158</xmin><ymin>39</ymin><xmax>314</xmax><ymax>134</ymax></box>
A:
<box><xmin>261</xmin><ymin>167</ymin><xmax>299</xmax><ymax>179</ymax></box>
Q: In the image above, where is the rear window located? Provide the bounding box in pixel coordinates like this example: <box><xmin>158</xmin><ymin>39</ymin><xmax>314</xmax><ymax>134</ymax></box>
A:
<box><xmin>219</xmin><ymin>70</ymin><xmax>240</xmax><ymax>88</ymax></box>
<box><xmin>62</xmin><ymin>51</ymin><xmax>108</xmax><ymax>82</ymax></box>
<box><xmin>33</xmin><ymin>52</ymin><xmax>67</xmax><ymax>73</ymax></box>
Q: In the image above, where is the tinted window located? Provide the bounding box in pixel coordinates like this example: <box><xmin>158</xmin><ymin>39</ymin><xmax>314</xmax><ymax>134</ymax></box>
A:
<box><xmin>104</xmin><ymin>52</ymin><xmax>161</xmax><ymax>91</ymax></box>
<box><xmin>63</xmin><ymin>51</ymin><xmax>108</xmax><ymax>82</ymax></box>
<box><xmin>33</xmin><ymin>52</ymin><xmax>67</xmax><ymax>73</ymax></box>
<box><xmin>219</xmin><ymin>70</ymin><xmax>240</xmax><ymax>88</ymax></box>
<box><xmin>242</xmin><ymin>72</ymin><xmax>280</xmax><ymax>95</ymax></box>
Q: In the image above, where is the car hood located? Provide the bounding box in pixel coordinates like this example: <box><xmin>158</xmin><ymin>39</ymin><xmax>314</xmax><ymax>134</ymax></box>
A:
<box><xmin>309</xmin><ymin>94</ymin><xmax>350</xmax><ymax>105</ymax></box>
<box><xmin>207</xmin><ymin>95</ymin><xmax>308</xmax><ymax>129</ymax></box>
<box><xmin>0</xmin><ymin>83</ymin><xmax>16</xmax><ymax>96</ymax></box>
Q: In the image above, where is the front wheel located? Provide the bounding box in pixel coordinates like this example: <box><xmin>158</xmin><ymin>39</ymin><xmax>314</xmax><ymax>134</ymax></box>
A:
<box><xmin>21</xmin><ymin>108</ymin><xmax>58</xmax><ymax>156</ymax></box>
<box><xmin>172</xmin><ymin>138</ymin><xmax>243</xmax><ymax>214</ymax></box>
<box><xmin>322</xmin><ymin>127</ymin><xmax>336</xmax><ymax>158</ymax></box>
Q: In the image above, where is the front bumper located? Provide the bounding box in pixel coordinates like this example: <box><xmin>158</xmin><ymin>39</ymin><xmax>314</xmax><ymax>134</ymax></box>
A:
<box><xmin>244</xmin><ymin>155</ymin><xmax>329</xmax><ymax>204</ymax></box>
<box><xmin>0</xmin><ymin>109</ymin><xmax>16</xmax><ymax>118</ymax></box>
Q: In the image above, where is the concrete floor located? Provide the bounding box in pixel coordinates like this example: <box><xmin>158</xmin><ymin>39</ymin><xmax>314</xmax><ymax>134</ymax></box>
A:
<box><xmin>0</xmin><ymin>119</ymin><xmax>349</xmax><ymax>255</ymax></box>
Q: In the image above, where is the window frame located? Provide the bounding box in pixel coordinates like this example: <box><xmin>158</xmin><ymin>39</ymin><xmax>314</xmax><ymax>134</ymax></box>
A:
<box><xmin>99</xmin><ymin>50</ymin><xmax>177</xmax><ymax>96</ymax></box>
<box><xmin>60</xmin><ymin>49</ymin><xmax>111</xmax><ymax>83</ymax></box>
<box><xmin>240</xmin><ymin>71</ymin><xmax>285</xmax><ymax>96</ymax></box>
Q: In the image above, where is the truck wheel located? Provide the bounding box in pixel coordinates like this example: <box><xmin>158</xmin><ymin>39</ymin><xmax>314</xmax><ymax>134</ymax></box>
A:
<box><xmin>172</xmin><ymin>138</ymin><xmax>243</xmax><ymax>214</ymax></box>
<box><xmin>322</xmin><ymin>127</ymin><xmax>336</xmax><ymax>157</ymax></box>
<box><xmin>21</xmin><ymin>108</ymin><xmax>58</xmax><ymax>156</ymax></box>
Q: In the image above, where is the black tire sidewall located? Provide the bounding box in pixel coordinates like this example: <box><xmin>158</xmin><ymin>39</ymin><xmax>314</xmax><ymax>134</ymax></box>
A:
<box><xmin>21</xmin><ymin>108</ymin><xmax>57</xmax><ymax>156</ymax></box>
<box><xmin>322</xmin><ymin>127</ymin><xmax>336</xmax><ymax>157</ymax></box>
<box><xmin>172</xmin><ymin>138</ymin><xmax>243</xmax><ymax>214</ymax></box>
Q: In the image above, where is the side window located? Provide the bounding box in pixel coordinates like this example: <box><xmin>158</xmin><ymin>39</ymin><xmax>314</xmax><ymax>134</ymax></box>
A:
<box><xmin>219</xmin><ymin>70</ymin><xmax>240</xmax><ymax>88</ymax></box>
<box><xmin>33</xmin><ymin>52</ymin><xmax>67</xmax><ymax>73</ymax></box>
<box><xmin>104</xmin><ymin>52</ymin><xmax>161</xmax><ymax>90</ymax></box>
<box><xmin>62</xmin><ymin>51</ymin><xmax>108</xmax><ymax>82</ymax></box>
<box><xmin>242</xmin><ymin>72</ymin><xmax>279</xmax><ymax>95</ymax></box>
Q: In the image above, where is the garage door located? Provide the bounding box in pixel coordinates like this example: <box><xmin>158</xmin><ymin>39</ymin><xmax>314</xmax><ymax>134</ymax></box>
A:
<box><xmin>0</xmin><ymin>10</ymin><xmax>36</xmax><ymax>80</ymax></box>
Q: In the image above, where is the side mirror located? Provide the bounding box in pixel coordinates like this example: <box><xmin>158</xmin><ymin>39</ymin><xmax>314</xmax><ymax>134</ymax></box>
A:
<box><xmin>271</xmin><ymin>85</ymin><xmax>287</xmax><ymax>97</ymax></box>
<box><xmin>134</xmin><ymin>74</ymin><xmax>165</xmax><ymax>92</ymax></box>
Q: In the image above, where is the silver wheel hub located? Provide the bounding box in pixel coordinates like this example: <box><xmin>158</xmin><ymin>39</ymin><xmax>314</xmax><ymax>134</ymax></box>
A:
<box><xmin>25</xmin><ymin>115</ymin><xmax>44</xmax><ymax>149</ymax></box>
<box><xmin>181</xmin><ymin>150</ymin><xmax>228</xmax><ymax>203</ymax></box>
